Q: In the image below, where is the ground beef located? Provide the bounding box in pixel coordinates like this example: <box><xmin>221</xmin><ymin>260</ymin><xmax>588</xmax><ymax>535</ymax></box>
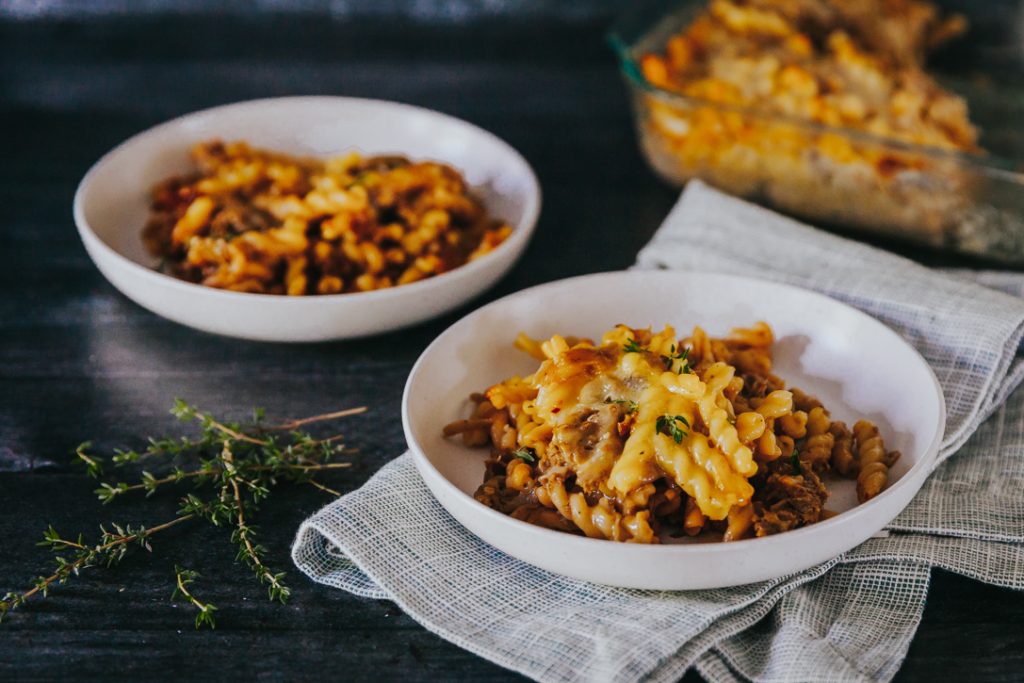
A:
<box><xmin>752</xmin><ymin>458</ymin><xmax>829</xmax><ymax>537</ymax></box>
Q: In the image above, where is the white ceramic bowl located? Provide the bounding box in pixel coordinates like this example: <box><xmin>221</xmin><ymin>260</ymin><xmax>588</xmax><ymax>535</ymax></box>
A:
<box><xmin>403</xmin><ymin>271</ymin><xmax>946</xmax><ymax>589</ymax></box>
<box><xmin>73</xmin><ymin>97</ymin><xmax>541</xmax><ymax>341</ymax></box>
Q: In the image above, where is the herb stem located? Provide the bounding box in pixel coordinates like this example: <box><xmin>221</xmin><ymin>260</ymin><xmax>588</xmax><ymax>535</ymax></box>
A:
<box><xmin>305</xmin><ymin>479</ymin><xmax>341</xmax><ymax>496</ymax></box>
<box><xmin>175</xmin><ymin>570</ymin><xmax>211</xmax><ymax>613</ymax></box>
<box><xmin>207</xmin><ymin>419</ymin><xmax>267</xmax><ymax>446</ymax></box>
<box><xmin>13</xmin><ymin>514</ymin><xmax>195</xmax><ymax>608</ymax></box>
<box><xmin>173</xmin><ymin>566</ymin><xmax>217</xmax><ymax>629</ymax></box>
<box><xmin>222</xmin><ymin>449</ymin><xmax>289</xmax><ymax>602</ymax></box>
<box><xmin>121</xmin><ymin>468</ymin><xmax>212</xmax><ymax>493</ymax></box>
<box><xmin>270</xmin><ymin>406</ymin><xmax>368</xmax><ymax>431</ymax></box>
<box><xmin>100</xmin><ymin>462</ymin><xmax>352</xmax><ymax>500</ymax></box>
<box><xmin>74</xmin><ymin>443</ymin><xmax>104</xmax><ymax>477</ymax></box>
<box><xmin>285</xmin><ymin>463</ymin><xmax>352</xmax><ymax>471</ymax></box>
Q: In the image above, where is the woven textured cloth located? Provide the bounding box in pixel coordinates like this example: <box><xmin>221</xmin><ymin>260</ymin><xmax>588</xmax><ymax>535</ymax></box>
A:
<box><xmin>292</xmin><ymin>182</ymin><xmax>1024</xmax><ymax>682</ymax></box>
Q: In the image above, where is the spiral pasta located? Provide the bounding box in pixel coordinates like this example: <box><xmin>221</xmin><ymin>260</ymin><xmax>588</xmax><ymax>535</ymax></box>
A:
<box><xmin>801</xmin><ymin>407</ymin><xmax>835</xmax><ymax>473</ymax></box>
<box><xmin>444</xmin><ymin>322</ymin><xmax>900</xmax><ymax>543</ymax></box>
<box><xmin>853</xmin><ymin>420</ymin><xmax>901</xmax><ymax>502</ymax></box>
<box><xmin>143</xmin><ymin>141</ymin><xmax>512</xmax><ymax>295</ymax></box>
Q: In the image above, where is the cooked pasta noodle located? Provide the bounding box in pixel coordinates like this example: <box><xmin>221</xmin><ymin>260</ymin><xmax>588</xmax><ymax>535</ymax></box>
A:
<box><xmin>802</xmin><ymin>407</ymin><xmax>835</xmax><ymax>473</ymax></box>
<box><xmin>444</xmin><ymin>322</ymin><xmax>899</xmax><ymax>543</ymax></box>
<box><xmin>852</xmin><ymin>420</ymin><xmax>901</xmax><ymax>502</ymax></box>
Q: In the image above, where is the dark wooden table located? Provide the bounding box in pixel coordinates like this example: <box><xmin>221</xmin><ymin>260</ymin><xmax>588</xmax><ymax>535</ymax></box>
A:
<box><xmin>2</xmin><ymin>9</ymin><xmax>1022</xmax><ymax>681</ymax></box>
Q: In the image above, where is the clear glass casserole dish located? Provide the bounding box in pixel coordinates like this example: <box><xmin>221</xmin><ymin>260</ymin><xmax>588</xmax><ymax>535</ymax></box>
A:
<box><xmin>610</xmin><ymin>0</ymin><xmax>1024</xmax><ymax>262</ymax></box>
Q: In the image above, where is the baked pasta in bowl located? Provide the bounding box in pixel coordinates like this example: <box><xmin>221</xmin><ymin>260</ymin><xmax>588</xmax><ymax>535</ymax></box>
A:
<box><xmin>403</xmin><ymin>271</ymin><xmax>945</xmax><ymax>589</ymax></box>
<box><xmin>445</xmin><ymin>322</ymin><xmax>899</xmax><ymax>543</ymax></box>
<box><xmin>74</xmin><ymin>97</ymin><xmax>540</xmax><ymax>341</ymax></box>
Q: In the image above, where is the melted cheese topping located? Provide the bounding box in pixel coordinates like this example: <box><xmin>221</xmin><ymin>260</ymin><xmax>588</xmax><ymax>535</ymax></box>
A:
<box><xmin>492</xmin><ymin>325</ymin><xmax>758</xmax><ymax>520</ymax></box>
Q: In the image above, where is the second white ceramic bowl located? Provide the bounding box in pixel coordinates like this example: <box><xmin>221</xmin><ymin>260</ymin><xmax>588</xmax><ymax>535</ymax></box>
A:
<box><xmin>73</xmin><ymin>97</ymin><xmax>541</xmax><ymax>342</ymax></box>
<box><xmin>403</xmin><ymin>271</ymin><xmax>946</xmax><ymax>589</ymax></box>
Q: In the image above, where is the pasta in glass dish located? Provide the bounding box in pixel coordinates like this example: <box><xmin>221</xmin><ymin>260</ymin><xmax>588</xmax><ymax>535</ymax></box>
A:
<box><xmin>443</xmin><ymin>322</ymin><xmax>899</xmax><ymax>543</ymax></box>
<box><xmin>608</xmin><ymin>0</ymin><xmax>1024</xmax><ymax>257</ymax></box>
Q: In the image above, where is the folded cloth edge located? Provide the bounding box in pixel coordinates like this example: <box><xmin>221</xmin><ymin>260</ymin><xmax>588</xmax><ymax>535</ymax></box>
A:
<box><xmin>289</xmin><ymin>463</ymin><xmax>847</xmax><ymax>683</ymax></box>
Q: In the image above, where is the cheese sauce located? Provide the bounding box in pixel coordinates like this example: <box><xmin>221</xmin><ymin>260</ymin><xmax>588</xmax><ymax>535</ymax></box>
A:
<box><xmin>514</xmin><ymin>326</ymin><xmax>757</xmax><ymax>520</ymax></box>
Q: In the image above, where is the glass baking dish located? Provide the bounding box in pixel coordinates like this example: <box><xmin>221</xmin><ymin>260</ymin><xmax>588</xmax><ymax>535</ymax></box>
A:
<box><xmin>610</xmin><ymin>0</ymin><xmax>1024</xmax><ymax>262</ymax></box>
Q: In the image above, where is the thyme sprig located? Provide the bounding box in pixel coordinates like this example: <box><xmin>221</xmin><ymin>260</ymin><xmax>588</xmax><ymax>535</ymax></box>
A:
<box><xmin>622</xmin><ymin>339</ymin><xmax>644</xmax><ymax>354</ymax></box>
<box><xmin>173</xmin><ymin>566</ymin><xmax>218</xmax><ymax>629</ymax></box>
<box><xmin>656</xmin><ymin>414</ymin><xmax>691</xmax><ymax>444</ymax></box>
<box><xmin>661</xmin><ymin>345</ymin><xmax>692</xmax><ymax>374</ymax></box>
<box><xmin>511</xmin><ymin>447</ymin><xmax>537</xmax><ymax>463</ymax></box>
<box><xmin>604</xmin><ymin>397</ymin><xmax>639</xmax><ymax>414</ymax></box>
<box><xmin>0</xmin><ymin>400</ymin><xmax>366</xmax><ymax>628</ymax></box>
<box><xmin>0</xmin><ymin>515</ymin><xmax>197</xmax><ymax>622</ymax></box>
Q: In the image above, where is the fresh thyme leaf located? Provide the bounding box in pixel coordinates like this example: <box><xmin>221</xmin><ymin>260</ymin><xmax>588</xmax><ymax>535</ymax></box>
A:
<box><xmin>1</xmin><ymin>400</ymin><xmax>366</xmax><ymax>629</ymax></box>
<box><xmin>661</xmin><ymin>345</ymin><xmax>692</xmax><ymax>374</ymax></box>
<box><xmin>623</xmin><ymin>339</ymin><xmax>644</xmax><ymax>354</ymax></box>
<box><xmin>74</xmin><ymin>442</ymin><xmax>103</xmax><ymax>479</ymax></box>
<box><xmin>656</xmin><ymin>414</ymin><xmax>690</xmax><ymax>444</ymax></box>
<box><xmin>604</xmin><ymin>397</ymin><xmax>638</xmax><ymax>414</ymax></box>
<box><xmin>512</xmin><ymin>448</ymin><xmax>537</xmax><ymax>463</ymax></box>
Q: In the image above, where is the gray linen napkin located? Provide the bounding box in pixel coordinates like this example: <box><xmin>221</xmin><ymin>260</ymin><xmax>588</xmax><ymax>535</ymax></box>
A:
<box><xmin>292</xmin><ymin>181</ymin><xmax>1024</xmax><ymax>683</ymax></box>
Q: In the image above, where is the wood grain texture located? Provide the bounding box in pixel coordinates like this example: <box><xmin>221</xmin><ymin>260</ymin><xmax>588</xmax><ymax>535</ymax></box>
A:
<box><xmin>1</xmin><ymin>11</ymin><xmax>1022</xmax><ymax>682</ymax></box>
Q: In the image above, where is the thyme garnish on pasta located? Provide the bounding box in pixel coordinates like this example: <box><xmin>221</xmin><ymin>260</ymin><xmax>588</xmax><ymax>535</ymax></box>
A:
<box><xmin>0</xmin><ymin>400</ymin><xmax>366</xmax><ymax>629</ymax></box>
<box><xmin>623</xmin><ymin>339</ymin><xmax>644</xmax><ymax>354</ymax></box>
<box><xmin>661</xmin><ymin>345</ymin><xmax>692</xmax><ymax>374</ymax></box>
<box><xmin>605</xmin><ymin>397</ymin><xmax>639</xmax><ymax>414</ymax></box>
<box><xmin>791</xmin><ymin>445</ymin><xmax>803</xmax><ymax>475</ymax></box>
<box><xmin>451</xmin><ymin>322</ymin><xmax>901</xmax><ymax>543</ymax></box>
<box><xmin>512</xmin><ymin>447</ymin><xmax>538</xmax><ymax>463</ymax></box>
<box><xmin>656</xmin><ymin>414</ymin><xmax>690</xmax><ymax>444</ymax></box>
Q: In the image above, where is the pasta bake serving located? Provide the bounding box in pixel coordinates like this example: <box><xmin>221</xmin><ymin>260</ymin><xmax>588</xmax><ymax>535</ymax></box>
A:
<box><xmin>625</xmin><ymin>0</ymin><xmax>984</xmax><ymax>243</ymax></box>
<box><xmin>142</xmin><ymin>141</ymin><xmax>512</xmax><ymax>295</ymax></box>
<box><xmin>444</xmin><ymin>322</ymin><xmax>899</xmax><ymax>543</ymax></box>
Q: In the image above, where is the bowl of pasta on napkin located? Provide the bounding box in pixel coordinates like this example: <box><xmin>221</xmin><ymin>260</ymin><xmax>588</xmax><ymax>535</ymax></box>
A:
<box><xmin>402</xmin><ymin>270</ymin><xmax>945</xmax><ymax>589</ymax></box>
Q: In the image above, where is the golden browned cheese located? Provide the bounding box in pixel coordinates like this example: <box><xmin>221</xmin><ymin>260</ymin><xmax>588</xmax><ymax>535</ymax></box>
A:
<box><xmin>633</xmin><ymin>1</ymin><xmax>979</xmax><ymax>240</ymax></box>
<box><xmin>640</xmin><ymin>0</ymin><xmax>976</xmax><ymax>153</ymax></box>
<box><xmin>143</xmin><ymin>141</ymin><xmax>512</xmax><ymax>295</ymax></box>
<box><xmin>522</xmin><ymin>327</ymin><xmax>758</xmax><ymax>522</ymax></box>
<box><xmin>444</xmin><ymin>322</ymin><xmax>898</xmax><ymax>543</ymax></box>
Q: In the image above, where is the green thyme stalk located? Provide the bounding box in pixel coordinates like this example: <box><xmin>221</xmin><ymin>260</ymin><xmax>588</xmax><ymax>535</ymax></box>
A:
<box><xmin>0</xmin><ymin>400</ymin><xmax>365</xmax><ymax>628</ymax></box>
<box><xmin>173</xmin><ymin>566</ymin><xmax>218</xmax><ymax>629</ymax></box>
